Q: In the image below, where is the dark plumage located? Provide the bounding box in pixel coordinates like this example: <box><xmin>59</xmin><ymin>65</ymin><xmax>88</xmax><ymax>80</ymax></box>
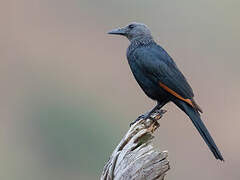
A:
<box><xmin>108</xmin><ymin>22</ymin><xmax>223</xmax><ymax>161</ymax></box>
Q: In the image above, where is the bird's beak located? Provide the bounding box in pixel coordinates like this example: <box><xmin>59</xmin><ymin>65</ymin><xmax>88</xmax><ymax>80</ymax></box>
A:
<box><xmin>107</xmin><ymin>27</ymin><xmax>126</xmax><ymax>36</ymax></box>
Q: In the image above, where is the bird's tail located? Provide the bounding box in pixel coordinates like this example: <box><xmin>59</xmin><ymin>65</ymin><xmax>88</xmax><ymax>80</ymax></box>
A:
<box><xmin>173</xmin><ymin>99</ymin><xmax>224</xmax><ymax>161</ymax></box>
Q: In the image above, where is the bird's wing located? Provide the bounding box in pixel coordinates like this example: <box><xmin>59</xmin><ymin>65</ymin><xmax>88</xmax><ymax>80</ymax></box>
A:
<box><xmin>134</xmin><ymin>45</ymin><xmax>202</xmax><ymax>112</ymax></box>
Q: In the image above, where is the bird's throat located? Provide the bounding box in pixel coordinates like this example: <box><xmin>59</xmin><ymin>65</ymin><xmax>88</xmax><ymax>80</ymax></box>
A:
<box><xmin>127</xmin><ymin>36</ymin><xmax>154</xmax><ymax>56</ymax></box>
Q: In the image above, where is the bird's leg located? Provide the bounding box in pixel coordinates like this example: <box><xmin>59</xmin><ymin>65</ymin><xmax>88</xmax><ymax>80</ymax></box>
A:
<box><xmin>130</xmin><ymin>102</ymin><xmax>164</xmax><ymax>126</ymax></box>
<box><xmin>142</xmin><ymin>103</ymin><xmax>162</xmax><ymax>121</ymax></box>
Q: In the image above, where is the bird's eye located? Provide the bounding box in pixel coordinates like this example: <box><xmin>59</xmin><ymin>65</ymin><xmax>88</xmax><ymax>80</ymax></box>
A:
<box><xmin>128</xmin><ymin>24</ymin><xmax>135</xmax><ymax>29</ymax></box>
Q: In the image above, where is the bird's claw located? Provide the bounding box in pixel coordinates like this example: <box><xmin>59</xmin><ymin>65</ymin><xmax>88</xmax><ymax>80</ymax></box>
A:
<box><xmin>130</xmin><ymin>109</ymin><xmax>166</xmax><ymax>126</ymax></box>
<box><xmin>129</xmin><ymin>113</ymin><xmax>147</xmax><ymax>127</ymax></box>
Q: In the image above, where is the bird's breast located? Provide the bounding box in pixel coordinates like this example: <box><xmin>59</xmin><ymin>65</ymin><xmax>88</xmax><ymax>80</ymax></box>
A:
<box><xmin>127</xmin><ymin>58</ymin><xmax>168</xmax><ymax>101</ymax></box>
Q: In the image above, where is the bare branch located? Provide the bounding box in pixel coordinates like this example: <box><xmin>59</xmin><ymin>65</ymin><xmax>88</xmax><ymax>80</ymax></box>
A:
<box><xmin>101</xmin><ymin>109</ymin><xmax>170</xmax><ymax>180</ymax></box>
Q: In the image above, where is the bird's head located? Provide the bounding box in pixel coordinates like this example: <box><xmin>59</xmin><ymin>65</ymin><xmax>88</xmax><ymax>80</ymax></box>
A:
<box><xmin>108</xmin><ymin>22</ymin><xmax>152</xmax><ymax>41</ymax></box>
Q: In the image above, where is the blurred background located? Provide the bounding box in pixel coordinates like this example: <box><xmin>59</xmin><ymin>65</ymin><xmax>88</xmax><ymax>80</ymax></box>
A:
<box><xmin>2</xmin><ymin>0</ymin><xmax>240</xmax><ymax>179</ymax></box>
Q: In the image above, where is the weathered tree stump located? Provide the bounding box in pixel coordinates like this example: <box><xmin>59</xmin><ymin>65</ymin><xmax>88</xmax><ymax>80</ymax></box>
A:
<box><xmin>101</xmin><ymin>109</ymin><xmax>170</xmax><ymax>180</ymax></box>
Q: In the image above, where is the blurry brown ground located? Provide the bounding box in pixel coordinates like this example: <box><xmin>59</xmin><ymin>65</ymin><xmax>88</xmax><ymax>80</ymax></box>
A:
<box><xmin>1</xmin><ymin>0</ymin><xmax>240</xmax><ymax>179</ymax></box>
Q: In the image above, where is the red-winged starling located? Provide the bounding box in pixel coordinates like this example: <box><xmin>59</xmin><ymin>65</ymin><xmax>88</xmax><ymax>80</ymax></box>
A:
<box><xmin>108</xmin><ymin>22</ymin><xmax>224</xmax><ymax>161</ymax></box>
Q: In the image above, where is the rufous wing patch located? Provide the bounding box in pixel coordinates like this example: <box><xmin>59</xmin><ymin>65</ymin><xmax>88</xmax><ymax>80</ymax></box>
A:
<box><xmin>159</xmin><ymin>82</ymin><xmax>203</xmax><ymax>113</ymax></box>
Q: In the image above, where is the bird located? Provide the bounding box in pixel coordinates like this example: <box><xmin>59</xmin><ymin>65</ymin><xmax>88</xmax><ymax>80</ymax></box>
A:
<box><xmin>108</xmin><ymin>22</ymin><xmax>224</xmax><ymax>161</ymax></box>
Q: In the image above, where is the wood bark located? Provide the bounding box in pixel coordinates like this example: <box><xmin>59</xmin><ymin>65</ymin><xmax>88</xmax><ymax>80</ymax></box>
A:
<box><xmin>101</xmin><ymin>109</ymin><xmax>170</xmax><ymax>180</ymax></box>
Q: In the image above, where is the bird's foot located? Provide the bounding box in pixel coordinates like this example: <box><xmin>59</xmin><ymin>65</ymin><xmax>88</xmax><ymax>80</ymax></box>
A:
<box><xmin>130</xmin><ymin>112</ymin><xmax>148</xmax><ymax>127</ymax></box>
<box><xmin>130</xmin><ymin>109</ymin><xmax>167</xmax><ymax>127</ymax></box>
